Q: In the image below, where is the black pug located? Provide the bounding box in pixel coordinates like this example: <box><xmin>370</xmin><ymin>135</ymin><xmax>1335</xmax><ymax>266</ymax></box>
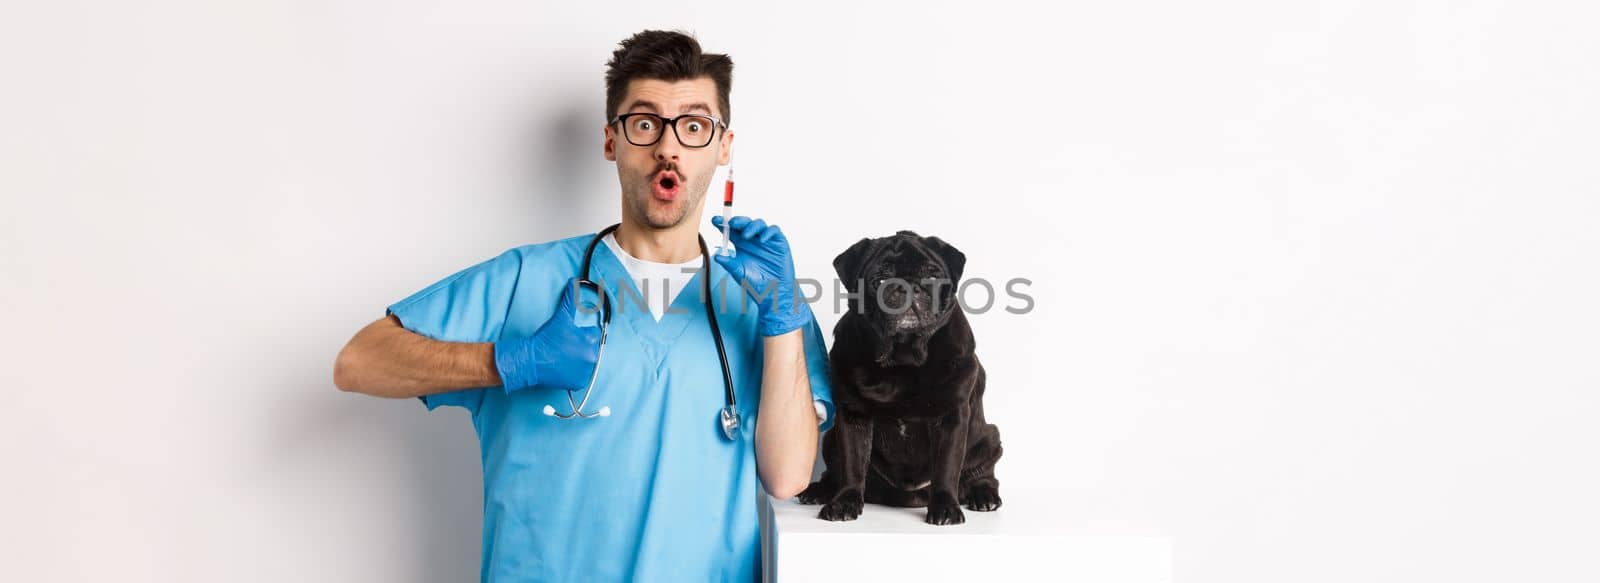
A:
<box><xmin>795</xmin><ymin>230</ymin><xmax>1003</xmax><ymax>525</ymax></box>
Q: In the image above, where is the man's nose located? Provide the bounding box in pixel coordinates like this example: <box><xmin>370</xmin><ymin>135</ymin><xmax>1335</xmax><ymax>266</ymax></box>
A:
<box><xmin>653</xmin><ymin>130</ymin><xmax>682</xmax><ymax>161</ymax></box>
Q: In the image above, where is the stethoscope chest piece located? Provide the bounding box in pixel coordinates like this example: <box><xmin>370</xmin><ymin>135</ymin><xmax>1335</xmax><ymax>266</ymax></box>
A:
<box><xmin>545</xmin><ymin>404</ymin><xmax>609</xmax><ymax>417</ymax></box>
<box><xmin>719</xmin><ymin>404</ymin><xmax>741</xmax><ymax>440</ymax></box>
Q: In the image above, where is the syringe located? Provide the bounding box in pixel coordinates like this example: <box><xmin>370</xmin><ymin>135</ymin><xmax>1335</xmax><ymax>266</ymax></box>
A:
<box><xmin>716</xmin><ymin>167</ymin><xmax>735</xmax><ymax>256</ymax></box>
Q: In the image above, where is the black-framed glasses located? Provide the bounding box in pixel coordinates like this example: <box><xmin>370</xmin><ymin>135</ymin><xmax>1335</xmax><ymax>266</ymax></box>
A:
<box><xmin>608</xmin><ymin>113</ymin><xmax>728</xmax><ymax>148</ymax></box>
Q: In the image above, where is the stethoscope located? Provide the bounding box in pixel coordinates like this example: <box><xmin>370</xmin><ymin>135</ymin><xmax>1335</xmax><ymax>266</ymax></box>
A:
<box><xmin>542</xmin><ymin>223</ymin><xmax>742</xmax><ymax>441</ymax></box>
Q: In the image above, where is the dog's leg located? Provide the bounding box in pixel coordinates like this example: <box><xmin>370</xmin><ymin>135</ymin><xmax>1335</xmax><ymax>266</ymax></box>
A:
<box><xmin>961</xmin><ymin>366</ymin><xmax>1002</xmax><ymax>512</ymax></box>
<box><xmin>817</xmin><ymin>413</ymin><xmax>873</xmax><ymax>522</ymax></box>
<box><xmin>924</xmin><ymin>404</ymin><xmax>971</xmax><ymax>525</ymax></box>
<box><xmin>959</xmin><ymin>422</ymin><xmax>1002</xmax><ymax>512</ymax></box>
<box><xmin>795</xmin><ymin>420</ymin><xmax>842</xmax><ymax>505</ymax></box>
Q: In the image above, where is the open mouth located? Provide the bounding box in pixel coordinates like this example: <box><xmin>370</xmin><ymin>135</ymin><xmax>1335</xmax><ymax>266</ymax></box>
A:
<box><xmin>652</xmin><ymin>170</ymin><xmax>681</xmax><ymax>200</ymax></box>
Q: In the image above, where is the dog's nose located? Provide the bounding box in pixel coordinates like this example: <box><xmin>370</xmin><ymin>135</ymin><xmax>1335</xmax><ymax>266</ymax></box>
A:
<box><xmin>891</xmin><ymin>301</ymin><xmax>933</xmax><ymax>330</ymax></box>
<box><xmin>892</xmin><ymin>314</ymin><xmax>923</xmax><ymax>331</ymax></box>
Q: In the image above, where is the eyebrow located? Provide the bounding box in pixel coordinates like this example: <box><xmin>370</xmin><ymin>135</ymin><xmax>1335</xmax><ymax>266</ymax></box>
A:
<box><xmin>625</xmin><ymin>100</ymin><xmax>715</xmax><ymax>116</ymax></box>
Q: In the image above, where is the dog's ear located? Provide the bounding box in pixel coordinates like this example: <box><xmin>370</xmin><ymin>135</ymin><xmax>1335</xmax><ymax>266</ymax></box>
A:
<box><xmin>920</xmin><ymin>235</ymin><xmax>967</xmax><ymax>284</ymax></box>
<box><xmin>833</xmin><ymin>237</ymin><xmax>877</xmax><ymax>293</ymax></box>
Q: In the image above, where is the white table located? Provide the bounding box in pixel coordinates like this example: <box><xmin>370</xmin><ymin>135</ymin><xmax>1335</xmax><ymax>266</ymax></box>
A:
<box><xmin>761</xmin><ymin>487</ymin><xmax>1172</xmax><ymax>582</ymax></box>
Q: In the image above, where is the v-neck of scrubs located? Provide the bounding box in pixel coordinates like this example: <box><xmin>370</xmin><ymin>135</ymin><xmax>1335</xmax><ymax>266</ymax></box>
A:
<box><xmin>589</xmin><ymin>237</ymin><xmax>714</xmax><ymax>363</ymax></box>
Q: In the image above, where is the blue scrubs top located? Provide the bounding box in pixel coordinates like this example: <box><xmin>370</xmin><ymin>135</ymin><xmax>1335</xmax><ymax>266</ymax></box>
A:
<box><xmin>384</xmin><ymin>231</ymin><xmax>835</xmax><ymax>582</ymax></box>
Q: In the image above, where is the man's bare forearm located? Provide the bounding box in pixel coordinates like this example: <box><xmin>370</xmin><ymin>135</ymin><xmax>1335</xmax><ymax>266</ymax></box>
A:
<box><xmin>753</xmin><ymin>328</ymin><xmax>819</xmax><ymax>499</ymax></box>
<box><xmin>333</xmin><ymin>315</ymin><xmax>501</xmax><ymax>398</ymax></box>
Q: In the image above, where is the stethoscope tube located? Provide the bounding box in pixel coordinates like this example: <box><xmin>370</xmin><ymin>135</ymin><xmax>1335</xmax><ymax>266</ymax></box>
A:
<box><xmin>545</xmin><ymin>224</ymin><xmax>741</xmax><ymax>441</ymax></box>
<box><xmin>542</xmin><ymin>277</ymin><xmax>613</xmax><ymax>419</ymax></box>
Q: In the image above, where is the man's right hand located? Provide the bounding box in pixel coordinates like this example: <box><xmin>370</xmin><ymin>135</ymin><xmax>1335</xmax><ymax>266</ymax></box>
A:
<box><xmin>493</xmin><ymin>278</ymin><xmax>603</xmax><ymax>393</ymax></box>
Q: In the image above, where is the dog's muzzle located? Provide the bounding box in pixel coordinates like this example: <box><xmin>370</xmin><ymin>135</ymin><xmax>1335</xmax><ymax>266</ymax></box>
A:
<box><xmin>874</xmin><ymin>330</ymin><xmax>935</xmax><ymax>366</ymax></box>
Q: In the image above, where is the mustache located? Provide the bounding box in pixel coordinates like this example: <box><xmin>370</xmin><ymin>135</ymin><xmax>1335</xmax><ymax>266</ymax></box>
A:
<box><xmin>651</xmin><ymin>163</ymin><xmax>682</xmax><ymax>180</ymax></box>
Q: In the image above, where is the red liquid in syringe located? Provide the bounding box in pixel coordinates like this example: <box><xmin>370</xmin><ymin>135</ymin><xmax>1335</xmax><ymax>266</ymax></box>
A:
<box><xmin>718</xmin><ymin>168</ymin><xmax>735</xmax><ymax>256</ymax></box>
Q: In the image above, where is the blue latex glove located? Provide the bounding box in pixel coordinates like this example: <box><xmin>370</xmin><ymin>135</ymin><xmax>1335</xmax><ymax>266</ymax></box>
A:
<box><xmin>711</xmin><ymin>215</ymin><xmax>815</xmax><ymax>337</ymax></box>
<box><xmin>493</xmin><ymin>278</ymin><xmax>603</xmax><ymax>393</ymax></box>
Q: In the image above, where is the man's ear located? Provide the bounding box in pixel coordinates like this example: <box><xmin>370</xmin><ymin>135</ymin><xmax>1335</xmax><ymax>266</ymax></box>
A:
<box><xmin>920</xmin><ymin>235</ymin><xmax>967</xmax><ymax>284</ymax></box>
<box><xmin>603</xmin><ymin>125</ymin><xmax>616</xmax><ymax>161</ymax></box>
<box><xmin>832</xmin><ymin>237</ymin><xmax>877</xmax><ymax>294</ymax></box>
<box><xmin>718</xmin><ymin>129</ymin><xmax>734</xmax><ymax>165</ymax></box>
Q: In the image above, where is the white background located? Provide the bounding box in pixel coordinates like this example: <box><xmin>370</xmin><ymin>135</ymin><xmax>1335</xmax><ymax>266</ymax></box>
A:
<box><xmin>3</xmin><ymin>1</ymin><xmax>1597</xmax><ymax>581</ymax></box>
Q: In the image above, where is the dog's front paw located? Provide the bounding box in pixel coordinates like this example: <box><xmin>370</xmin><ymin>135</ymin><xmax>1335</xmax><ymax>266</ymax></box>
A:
<box><xmin>795</xmin><ymin>481</ymin><xmax>831</xmax><ymax>505</ymax></box>
<box><xmin>962</xmin><ymin>484</ymin><xmax>1002</xmax><ymax>512</ymax></box>
<box><xmin>925</xmin><ymin>502</ymin><xmax>966</xmax><ymax>525</ymax></box>
<box><xmin>818</xmin><ymin>492</ymin><xmax>864</xmax><ymax>522</ymax></box>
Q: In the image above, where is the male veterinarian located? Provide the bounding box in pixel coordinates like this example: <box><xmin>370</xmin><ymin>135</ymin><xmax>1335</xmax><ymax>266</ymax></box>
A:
<box><xmin>333</xmin><ymin>30</ymin><xmax>834</xmax><ymax>582</ymax></box>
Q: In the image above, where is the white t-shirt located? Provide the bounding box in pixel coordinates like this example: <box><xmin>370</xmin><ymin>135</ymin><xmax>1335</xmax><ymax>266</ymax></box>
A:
<box><xmin>602</xmin><ymin>232</ymin><xmax>828</xmax><ymax>426</ymax></box>
<box><xmin>601</xmin><ymin>232</ymin><xmax>701</xmax><ymax>323</ymax></box>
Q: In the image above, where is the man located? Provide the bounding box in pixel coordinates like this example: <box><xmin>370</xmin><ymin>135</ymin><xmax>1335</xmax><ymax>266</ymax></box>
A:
<box><xmin>333</xmin><ymin>29</ymin><xmax>833</xmax><ymax>582</ymax></box>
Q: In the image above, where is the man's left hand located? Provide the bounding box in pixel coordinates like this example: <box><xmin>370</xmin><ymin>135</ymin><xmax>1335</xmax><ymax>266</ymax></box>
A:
<box><xmin>711</xmin><ymin>215</ymin><xmax>815</xmax><ymax>337</ymax></box>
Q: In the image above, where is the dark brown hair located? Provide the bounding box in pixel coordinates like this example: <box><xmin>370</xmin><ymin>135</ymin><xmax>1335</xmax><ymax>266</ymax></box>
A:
<box><xmin>604</xmin><ymin>30</ymin><xmax>734</xmax><ymax>126</ymax></box>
